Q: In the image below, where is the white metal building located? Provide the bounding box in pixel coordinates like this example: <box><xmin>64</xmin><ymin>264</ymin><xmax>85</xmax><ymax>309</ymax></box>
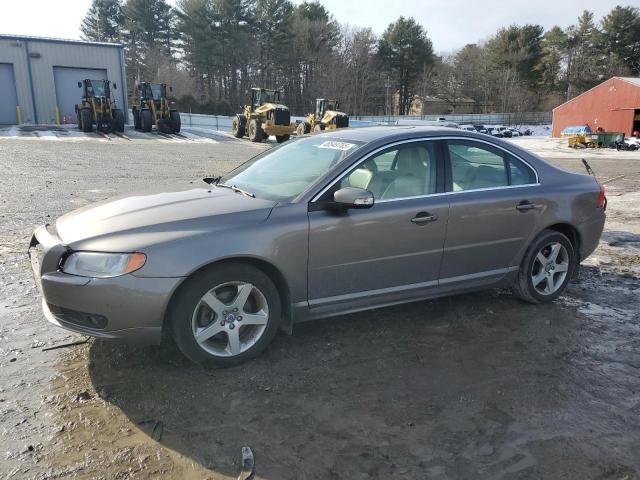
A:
<box><xmin>0</xmin><ymin>34</ymin><xmax>127</xmax><ymax>125</ymax></box>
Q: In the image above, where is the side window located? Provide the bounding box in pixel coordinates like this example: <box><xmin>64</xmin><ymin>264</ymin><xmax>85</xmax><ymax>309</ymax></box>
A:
<box><xmin>339</xmin><ymin>142</ymin><xmax>438</xmax><ymax>200</ymax></box>
<box><xmin>447</xmin><ymin>140</ymin><xmax>508</xmax><ymax>191</ymax></box>
<box><xmin>508</xmin><ymin>156</ymin><xmax>537</xmax><ymax>185</ymax></box>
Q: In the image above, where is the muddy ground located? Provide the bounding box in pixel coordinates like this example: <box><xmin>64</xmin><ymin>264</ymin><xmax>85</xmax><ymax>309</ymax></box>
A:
<box><xmin>1</xmin><ymin>132</ymin><xmax>639</xmax><ymax>479</ymax></box>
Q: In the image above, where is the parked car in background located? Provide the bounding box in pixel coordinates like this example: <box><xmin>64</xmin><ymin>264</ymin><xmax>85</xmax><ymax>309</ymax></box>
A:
<box><xmin>29</xmin><ymin>126</ymin><xmax>606</xmax><ymax>366</ymax></box>
<box><xmin>460</xmin><ymin>125</ymin><xmax>476</xmax><ymax>132</ymax></box>
<box><xmin>486</xmin><ymin>127</ymin><xmax>503</xmax><ymax>137</ymax></box>
<box><xmin>509</xmin><ymin>129</ymin><xmax>521</xmax><ymax>137</ymax></box>
<box><xmin>473</xmin><ymin>125</ymin><xmax>488</xmax><ymax>134</ymax></box>
<box><xmin>495</xmin><ymin>126</ymin><xmax>512</xmax><ymax>138</ymax></box>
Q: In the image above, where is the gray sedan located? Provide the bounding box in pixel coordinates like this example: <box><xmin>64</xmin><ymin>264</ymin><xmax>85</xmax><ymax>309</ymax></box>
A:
<box><xmin>29</xmin><ymin>126</ymin><xmax>606</xmax><ymax>366</ymax></box>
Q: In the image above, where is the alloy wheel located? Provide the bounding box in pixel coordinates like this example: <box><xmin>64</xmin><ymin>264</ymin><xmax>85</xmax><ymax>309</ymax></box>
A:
<box><xmin>191</xmin><ymin>282</ymin><xmax>269</xmax><ymax>357</ymax></box>
<box><xmin>531</xmin><ymin>242</ymin><xmax>569</xmax><ymax>295</ymax></box>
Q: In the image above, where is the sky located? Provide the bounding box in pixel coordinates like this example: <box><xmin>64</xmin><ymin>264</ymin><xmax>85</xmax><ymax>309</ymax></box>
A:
<box><xmin>0</xmin><ymin>0</ymin><xmax>630</xmax><ymax>53</ymax></box>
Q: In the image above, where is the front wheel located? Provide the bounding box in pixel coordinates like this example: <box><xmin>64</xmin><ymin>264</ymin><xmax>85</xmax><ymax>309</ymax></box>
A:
<box><xmin>512</xmin><ymin>229</ymin><xmax>575</xmax><ymax>303</ymax></box>
<box><xmin>248</xmin><ymin>119</ymin><xmax>263</xmax><ymax>142</ymax></box>
<box><xmin>133</xmin><ymin>108</ymin><xmax>141</xmax><ymax>130</ymax></box>
<box><xmin>80</xmin><ymin>108</ymin><xmax>93</xmax><ymax>133</ymax></box>
<box><xmin>170</xmin><ymin>111</ymin><xmax>181</xmax><ymax>133</ymax></box>
<box><xmin>170</xmin><ymin>263</ymin><xmax>281</xmax><ymax>367</ymax></box>
<box><xmin>112</xmin><ymin>109</ymin><xmax>125</xmax><ymax>132</ymax></box>
<box><xmin>141</xmin><ymin>109</ymin><xmax>153</xmax><ymax>133</ymax></box>
<box><xmin>232</xmin><ymin>115</ymin><xmax>246</xmax><ymax>138</ymax></box>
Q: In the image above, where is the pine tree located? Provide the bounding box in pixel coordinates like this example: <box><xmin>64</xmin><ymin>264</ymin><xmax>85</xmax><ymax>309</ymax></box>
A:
<box><xmin>80</xmin><ymin>0</ymin><xmax>123</xmax><ymax>43</ymax></box>
<box><xmin>378</xmin><ymin>17</ymin><xmax>434</xmax><ymax>115</ymax></box>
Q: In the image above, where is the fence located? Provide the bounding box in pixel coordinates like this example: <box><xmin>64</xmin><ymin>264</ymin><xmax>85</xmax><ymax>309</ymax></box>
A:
<box><xmin>126</xmin><ymin>111</ymin><xmax>552</xmax><ymax>130</ymax></box>
<box><xmin>351</xmin><ymin>112</ymin><xmax>552</xmax><ymax>126</ymax></box>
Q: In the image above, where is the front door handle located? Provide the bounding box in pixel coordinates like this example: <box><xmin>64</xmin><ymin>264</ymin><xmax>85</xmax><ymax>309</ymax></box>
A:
<box><xmin>516</xmin><ymin>201</ymin><xmax>540</xmax><ymax>212</ymax></box>
<box><xmin>411</xmin><ymin>212</ymin><xmax>438</xmax><ymax>224</ymax></box>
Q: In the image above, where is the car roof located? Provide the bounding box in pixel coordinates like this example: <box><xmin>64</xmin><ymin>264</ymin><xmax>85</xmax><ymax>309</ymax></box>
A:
<box><xmin>313</xmin><ymin>125</ymin><xmax>464</xmax><ymax>143</ymax></box>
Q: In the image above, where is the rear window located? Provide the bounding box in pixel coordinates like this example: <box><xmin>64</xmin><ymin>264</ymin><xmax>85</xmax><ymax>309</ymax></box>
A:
<box><xmin>446</xmin><ymin>140</ymin><xmax>537</xmax><ymax>191</ymax></box>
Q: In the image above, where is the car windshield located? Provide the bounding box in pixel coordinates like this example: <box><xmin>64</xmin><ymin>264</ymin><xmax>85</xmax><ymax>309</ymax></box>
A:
<box><xmin>150</xmin><ymin>84</ymin><xmax>164</xmax><ymax>100</ymax></box>
<box><xmin>90</xmin><ymin>80</ymin><xmax>106</xmax><ymax>97</ymax></box>
<box><xmin>219</xmin><ymin>137</ymin><xmax>364</xmax><ymax>202</ymax></box>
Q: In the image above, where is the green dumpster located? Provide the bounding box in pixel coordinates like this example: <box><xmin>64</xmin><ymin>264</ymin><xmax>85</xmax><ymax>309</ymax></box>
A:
<box><xmin>591</xmin><ymin>132</ymin><xmax>624</xmax><ymax>148</ymax></box>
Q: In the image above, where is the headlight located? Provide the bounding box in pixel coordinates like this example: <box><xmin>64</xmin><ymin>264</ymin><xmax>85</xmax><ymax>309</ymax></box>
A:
<box><xmin>61</xmin><ymin>252</ymin><xmax>146</xmax><ymax>278</ymax></box>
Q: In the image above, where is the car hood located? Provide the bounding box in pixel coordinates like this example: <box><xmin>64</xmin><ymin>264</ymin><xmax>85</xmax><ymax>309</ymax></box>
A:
<box><xmin>55</xmin><ymin>184</ymin><xmax>276</xmax><ymax>249</ymax></box>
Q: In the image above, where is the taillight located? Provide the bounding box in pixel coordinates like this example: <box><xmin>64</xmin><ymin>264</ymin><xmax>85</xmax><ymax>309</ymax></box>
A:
<box><xmin>596</xmin><ymin>179</ymin><xmax>606</xmax><ymax>209</ymax></box>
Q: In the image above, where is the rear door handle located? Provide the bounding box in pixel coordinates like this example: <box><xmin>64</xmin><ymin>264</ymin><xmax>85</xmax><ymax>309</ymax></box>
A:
<box><xmin>516</xmin><ymin>201</ymin><xmax>540</xmax><ymax>212</ymax></box>
<box><xmin>411</xmin><ymin>212</ymin><xmax>438</xmax><ymax>224</ymax></box>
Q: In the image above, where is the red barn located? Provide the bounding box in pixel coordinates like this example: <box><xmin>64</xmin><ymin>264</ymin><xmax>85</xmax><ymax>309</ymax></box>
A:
<box><xmin>552</xmin><ymin>77</ymin><xmax>640</xmax><ymax>137</ymax></box>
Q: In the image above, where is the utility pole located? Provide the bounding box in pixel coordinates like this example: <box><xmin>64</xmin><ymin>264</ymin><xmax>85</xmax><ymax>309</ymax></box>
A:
<box><xmin>385</xmin><ymin>74</ymin><xmax>391</xmax><ymax>119</ymax></box>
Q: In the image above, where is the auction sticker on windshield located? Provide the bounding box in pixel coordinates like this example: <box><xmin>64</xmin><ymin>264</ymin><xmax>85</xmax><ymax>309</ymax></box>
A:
<box><xmin>317</xmin><ymin>141</ymin><xmax>356</xmax><ymax>151</ymax></box>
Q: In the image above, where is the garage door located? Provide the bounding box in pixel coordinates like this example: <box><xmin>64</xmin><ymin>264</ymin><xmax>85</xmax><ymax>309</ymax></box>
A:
<box><xmin>53</xmin><ymin>67</ymin><xmax>107</xmax><ymax>123</ymax></box>
<box><xmin>0</xmin><ymin>63</ymin><xmax>18</xmax><ymax>125</ymax></box>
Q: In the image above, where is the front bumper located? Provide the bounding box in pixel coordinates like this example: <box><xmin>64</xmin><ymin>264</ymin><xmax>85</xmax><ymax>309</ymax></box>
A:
<box><xmin>29</xmin><ymin>225</ymin><xmax>182</xmax><ymax>345</ymax></box>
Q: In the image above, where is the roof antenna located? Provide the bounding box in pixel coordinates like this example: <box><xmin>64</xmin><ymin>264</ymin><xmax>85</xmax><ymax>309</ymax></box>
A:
<box><xmin>581</xmin><ymin>158</ymin><xmax>595</xmax><ymax>177</ymax></box>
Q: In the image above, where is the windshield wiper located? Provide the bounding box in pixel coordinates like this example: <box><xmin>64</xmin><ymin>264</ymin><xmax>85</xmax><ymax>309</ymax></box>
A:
<box><xmin>217</xmin><ymin>183</ymin><xmax>255</xmax><ymax>198</ymax></box>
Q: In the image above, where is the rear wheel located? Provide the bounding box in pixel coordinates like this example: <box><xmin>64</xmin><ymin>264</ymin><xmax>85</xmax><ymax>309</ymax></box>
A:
<box><xmin>141</xmin><ymin>109</ymin><xmax>153</xmax><ymax>133</ymax></box>
<box><xmin>80</xmin><ymin>108</ymin><xmax>93</xmax><ymax>133</ymax></box>
<box><xmin>248</xmin><ymin>119</ymin><xmax>263</xmax><ymax>142</ymax></box>
<box><xmin>170</xmin><ymin>263</ymin><xmax>281</xmax><ymax>367</ymax></box>
<box><xmin>276</xmin><ymin>134</ymin><xmax>290</xmax><ymax>143</ymax></box>
<box><xmin>512</xmin><ymin>229</ymin><xmax>575</xmax><ymax>303</ymax></box>
<box><xmin>112</xmin><ymin>109</ymin><xmax>125</xmax><ymax>132</ymax></box>
<box><xmin>170</xmin><ymin>111</ymin><xmax>181</xmax><ymax>133</ymax></box>
<box><xmin>232</xmin><ymin>115</ymin><xmax>246</xmax><ymax>138</ymax></box>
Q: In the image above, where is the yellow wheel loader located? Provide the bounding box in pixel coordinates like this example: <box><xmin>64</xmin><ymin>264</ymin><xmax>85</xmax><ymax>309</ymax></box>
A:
<box><xmin>75</xmin><ymin>79</ymin><xmax>125</xmax><ymax>133</ymax></box>
<box><xmin>296</xmin><ymin>98</ymin><xmax>349</xmax><ymax>136</ymax></box>
<box><xmin>232</xmin><ymin>88</ymin><xmax>295</xmax><ymax>143</ymax></box>
<box><xmin>132</xmin><ymin>82</ymin><xmax>181</xmax><ymax>134</ymax></box>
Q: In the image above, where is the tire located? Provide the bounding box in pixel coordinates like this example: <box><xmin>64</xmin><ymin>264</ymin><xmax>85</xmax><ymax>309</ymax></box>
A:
<box><xmin>112</xmin><ymin>109</ymin><xmax>125</xmax><ymax>132</ymax></box>
<box><xmin>76</xmin><ymin>108</ymin><xmax>82</xmax><ymax>130</ymax></box>
<box><xmin>232</xmin><ymin>115</ymin><xmax>246</xmax><ymax>138</ymax></box>
<box><xmin>170</xmin><ymin>111</ymin><xmax>181</xmax><ymax>133</ymax></box>
<box><xmin>275</xmin><ymin>134</ymin><xmax>290</xmax><ymax>143</ymax></box>
<box><xmin>296</xmin><ymin>122</ymin><xmax>306</xmax><ymax>136</ymax></box>
<box><xmin>248</xmin><ymin>119</ymin><xmax>263</xmax><ymax>142</ymax></box>
<box><xmin>133</xmin><ymin>108</ymin><xmax>141</xmax><ymax>130</ymax></box>
<box><xmin>170</xmin><ymin>262</ymin><xmax>282</xmax><ymax>367</ymax></box>
<box><xmin>141</xmin><ymin>109</ymin><xmax>153</xmax><ymax>133</ymax></box>
<box><xmin>512</xmin><ymin>229</ymin><xmax>575</xmax><ymax>304</ymax></box>
<box><xmin>80</xmin><ymin>108</ymin><xmax>93</xmax><ymax>133</ymax></box>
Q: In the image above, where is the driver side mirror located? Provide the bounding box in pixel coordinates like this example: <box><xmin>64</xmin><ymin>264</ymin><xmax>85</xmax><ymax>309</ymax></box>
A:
<box><xmin>78</xmin><ymin>81</ymin><xmax>82</xmax><ymax>88</ymax></box>
<box><xmin>169</xmin><ymin>86</ymin><xmax>173</xmax><ymax>92</ymax></box>
<box><xmin>333</xmin><ymin>187</ymin><xmax>374</xmax><ymax>209</ymax></box>
<box><xmin>112</xmin><ymin>82</ymin><xmax>117</xmax><ymax>90</ymax></box>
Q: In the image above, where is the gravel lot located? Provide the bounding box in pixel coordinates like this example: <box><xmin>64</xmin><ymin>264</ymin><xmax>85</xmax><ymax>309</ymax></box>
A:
<box><xmin>1</xmin><ymin>130</ymin><xmax>639</xmax><ymax>479</ymax></box>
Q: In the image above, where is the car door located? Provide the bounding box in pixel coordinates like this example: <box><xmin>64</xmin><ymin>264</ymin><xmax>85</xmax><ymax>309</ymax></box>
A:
<box><xmin>440</xmin><ymin>138</ymin><xmax>542</xmax><ymax>285</ymax></box>
<box><xmin>307</xmin><ymin>139</ymin><xmax>449</xmax><ymax>315</ymax></box>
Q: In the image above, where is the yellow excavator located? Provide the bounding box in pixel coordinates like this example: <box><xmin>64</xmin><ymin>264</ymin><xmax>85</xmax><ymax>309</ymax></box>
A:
<box><xmin>232</xmin><ymin>88</ymin><xmax>295</xmax><ymax>143</ymax></box>
<box><xmin>296</xmin><ymin>98</ymin><xmax>349</xmax><ymax>136</ymax></box>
